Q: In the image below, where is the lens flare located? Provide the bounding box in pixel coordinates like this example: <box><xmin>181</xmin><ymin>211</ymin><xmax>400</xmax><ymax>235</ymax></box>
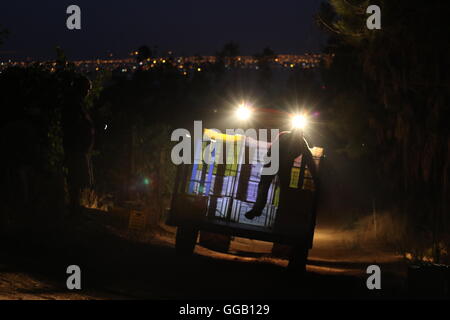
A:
<box><xmin>235</xmin><ymin>103</ymin><xmax>252</xmax><ymax>121</ymax></box>
<box><xmin>291</xmin><ymin>114</ymin><xmax>308</xmax><ymax>129</ymax></box>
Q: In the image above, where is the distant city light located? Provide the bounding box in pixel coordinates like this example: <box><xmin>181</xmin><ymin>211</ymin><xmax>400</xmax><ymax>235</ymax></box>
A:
<box><xmin>0</xmin><ymin>54</ymin><xmax>331</xmax><ymax>75</ymax></box>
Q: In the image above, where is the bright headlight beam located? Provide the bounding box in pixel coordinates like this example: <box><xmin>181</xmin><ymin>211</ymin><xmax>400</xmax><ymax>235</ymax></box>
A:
<box><xmin>236</xmin><ymin>104</ymin><xmax>252</xmax><ymax>121</ymax></box>
<box><xmin>291</xmin><ymin>114</ymin><xmax>308</xmax><ymax>129</ymax></box>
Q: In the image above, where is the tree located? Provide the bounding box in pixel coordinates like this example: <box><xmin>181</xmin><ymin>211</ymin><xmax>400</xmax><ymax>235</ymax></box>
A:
<box><xmin>318</xmin><ymin>0</ymin><xmax>450</xmax><ymax>262</ymax></box>
<box><xmin>217</xmin><ymin>41</ymin><xmax>240</xmax><ymax>67</ymax></box>
<box><xmin>136</xmin><ymin>45</ymin><xmax>153</xmax><ymax>63</ymax></box>
<box><xmin>254</xmin><ymin>46</ymin><xmax>277</xmax><ymax>86</ymax></box>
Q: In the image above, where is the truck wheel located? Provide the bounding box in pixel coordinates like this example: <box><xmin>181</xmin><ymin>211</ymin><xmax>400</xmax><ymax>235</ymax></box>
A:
<box><xmin>175</xmin><ymin>226</ymin><xmax>198</xmax><ymax>256</ymax></box>
<box><xmin>287</xmin><ymin>245</ymin><xmax>309</xmax><ymax>274</ymax></box>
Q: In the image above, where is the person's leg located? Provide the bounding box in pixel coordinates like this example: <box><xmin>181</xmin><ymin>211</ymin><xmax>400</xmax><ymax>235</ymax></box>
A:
<box><xmin>245</xmin><ymin>174</ymin><xmax>275</xmax><ymax>219</ymax></box>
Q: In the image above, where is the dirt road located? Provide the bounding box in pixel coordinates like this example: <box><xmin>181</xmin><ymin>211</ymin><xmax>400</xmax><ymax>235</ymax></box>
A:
<box><xmin>0</xmin><ymin>218</ymin><xmax>408</xmax><ymax>300</ymax></box>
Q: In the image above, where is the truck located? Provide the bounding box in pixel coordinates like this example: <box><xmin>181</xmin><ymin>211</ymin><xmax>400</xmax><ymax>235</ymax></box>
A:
<box><xmin>166</xmin><ymin>124</ymin><xmax>324</xmax><ymax>272</ymax></box>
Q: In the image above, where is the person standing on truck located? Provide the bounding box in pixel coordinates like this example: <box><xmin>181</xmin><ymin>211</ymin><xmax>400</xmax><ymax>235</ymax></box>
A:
<box><xmin>245</xmin><ymin>127</ymin><xmax>318</xmax><ymax>271</ymax></box>
<box><xmin>245</xmin><ymin>128</ymin><xmax>318</xmax><ymax>220</ymax></box>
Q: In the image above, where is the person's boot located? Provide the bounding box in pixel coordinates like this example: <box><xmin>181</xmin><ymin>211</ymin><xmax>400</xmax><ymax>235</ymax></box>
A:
<box><xmin>245</xmin><ymin>205</ymin><xmax>263</xmax><ymax>220</ymax></box>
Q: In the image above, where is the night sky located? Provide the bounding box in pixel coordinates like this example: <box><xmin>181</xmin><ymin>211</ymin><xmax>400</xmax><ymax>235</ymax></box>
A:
<box><xmin>0</xmin><ymin>0</ymin><xmax>325</xmax><ymax>60</ymax></box>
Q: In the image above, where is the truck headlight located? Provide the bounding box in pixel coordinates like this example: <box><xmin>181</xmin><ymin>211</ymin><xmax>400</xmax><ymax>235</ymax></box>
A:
<box><xmin>235</xmin><ymin>103</ymin><xmax>252</xmax><ymax>121</ymax></box>
<box><xmin>291</xmin><ymin>114</ymin><xmax>308</xmax><ymax>130</ymax></box>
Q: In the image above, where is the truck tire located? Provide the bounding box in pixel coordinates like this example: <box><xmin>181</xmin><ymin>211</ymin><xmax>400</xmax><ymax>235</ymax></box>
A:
<box><xmin>175</xmin><ymin>226</ymin><xmax>198</xmax><ymax>256</ymax></box>
<box><xmin>287</xmin><ymin>245</ymin><xmax>308</xmax><ymax>274</ymax></box>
